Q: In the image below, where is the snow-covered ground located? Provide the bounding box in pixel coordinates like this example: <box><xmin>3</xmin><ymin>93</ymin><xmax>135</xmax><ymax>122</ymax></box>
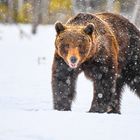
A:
<box><xmin>0</xmin><ymin>25</ymin><xmax>140</xmax><ymax>140</ymax></box>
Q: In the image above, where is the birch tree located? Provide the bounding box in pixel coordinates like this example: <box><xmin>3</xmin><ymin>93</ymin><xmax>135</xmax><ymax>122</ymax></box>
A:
<box><xmin>7</xmin><ymin>0</ymin><xmax>14</xmax><ymax>23</ymax></box>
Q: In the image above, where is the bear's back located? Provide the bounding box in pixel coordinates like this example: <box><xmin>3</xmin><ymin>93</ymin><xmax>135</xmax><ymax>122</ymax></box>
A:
<box><xmin>67</xmin><ymin>13</ymin><xmax>96</xmax><ymax>25</ymax></box>
<box><xmin>67</xmin><ymin>13</ymin><xmax>140</xmax><ymax>67</ymax></box>
<box><xmin>67</xmin><ymin>12</ymin><xmax>139</xmax><ymax>37</ymax></box>
<box><xmin>96</xmin><ymin>12</ymin><xmax>140</xmax><ymax>46</ymax></box>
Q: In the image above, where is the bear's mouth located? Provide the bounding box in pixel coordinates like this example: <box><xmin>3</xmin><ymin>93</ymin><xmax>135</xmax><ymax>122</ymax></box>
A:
<box><xmin>66</xmin><ymin>56</ymin><xmax>80</xmax><ymax>69</ymax></box>
<box><xmin>67</xmin><ymin>62</ymin><xmax>79</xmax><ymax>69</ymax></box>
<box><xmin>68</xmin><ymin>62</ymin><xmax>79</xmax><ymax>69</ymax></box>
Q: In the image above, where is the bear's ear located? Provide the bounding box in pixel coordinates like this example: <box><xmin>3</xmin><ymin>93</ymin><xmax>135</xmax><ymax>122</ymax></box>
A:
<box><xmin>84</xmin><ymin>23</ymin><xmax>95</xmax><ymax>35</ymax></box>
<box><xmin>55</xmin><ymin>22</ymin><xmax>65</xmax><ymax>34</ymax></box>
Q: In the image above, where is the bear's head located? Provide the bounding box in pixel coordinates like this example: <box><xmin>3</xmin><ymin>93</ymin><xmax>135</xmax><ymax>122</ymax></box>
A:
<box><xmin>55</xmin><ymin>22</ymin><xmax>96</xmax><ymax>69</ymax></box>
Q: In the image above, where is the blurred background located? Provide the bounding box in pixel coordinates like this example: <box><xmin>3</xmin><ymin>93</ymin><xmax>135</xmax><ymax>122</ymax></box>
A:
<box><xmin>0</xmin><ymin>0</ymin><xmax>140</xmax><ymax>32</ymax></box>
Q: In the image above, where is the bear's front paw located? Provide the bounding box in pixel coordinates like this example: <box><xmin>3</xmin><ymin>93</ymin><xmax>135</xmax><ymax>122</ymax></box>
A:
<box><xmin>54</xmin><ymin>102</ymin><xmax>71</xmax><ymax>111</ymax></box>
<box><xmin>89</xmin><ymin>104</ymin><xmax>107</xmax><ymax>113</ymax></box>
<box><xmin>107</xmin><ymin>105</ymin><xmax>121</xmax><ymax>114</ymax></box>
<box><xmin>54</xmin><ymin>105</ymin><xmax>71</xmax><ymax>111</ymax></box>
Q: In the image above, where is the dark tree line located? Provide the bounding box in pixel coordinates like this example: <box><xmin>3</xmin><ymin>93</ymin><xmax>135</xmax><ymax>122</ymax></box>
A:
<box><xmin>0</xmin><ymin>0</ymin><xmax>140</xmax><ymax>27</ymax></box>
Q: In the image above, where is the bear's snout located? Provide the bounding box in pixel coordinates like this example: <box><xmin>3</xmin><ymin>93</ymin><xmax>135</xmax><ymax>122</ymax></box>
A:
<box><xmin>70</xmin><ymin>56</ymin><xmax>77</xmax><ymax>64</ymax></box>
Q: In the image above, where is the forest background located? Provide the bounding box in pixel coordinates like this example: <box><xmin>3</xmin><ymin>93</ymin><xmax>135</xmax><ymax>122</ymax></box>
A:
<box><xmin>0</xmin><ymin>0</ymin><xmax>140</xmax><ymax>33</ymax></box>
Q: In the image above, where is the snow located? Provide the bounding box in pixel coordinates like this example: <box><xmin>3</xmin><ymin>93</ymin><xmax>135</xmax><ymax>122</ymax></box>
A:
<box><xmin>0</xmin><ymin>24</ymin><xmax>140</xmax><ymax>140</ymax></box>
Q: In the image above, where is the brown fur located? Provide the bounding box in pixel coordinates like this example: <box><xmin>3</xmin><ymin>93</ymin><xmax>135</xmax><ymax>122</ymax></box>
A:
<box><xmin>52</xmin><ymin>12</ymin><xmax>140</xmax><ymax>113</ymax></box>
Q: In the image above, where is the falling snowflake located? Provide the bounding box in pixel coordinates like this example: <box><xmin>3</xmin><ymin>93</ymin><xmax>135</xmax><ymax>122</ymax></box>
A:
<box><xmin>98</xmin><ymin>93</ymin><xmax>103</xmax><ymax>98</ymax></box>
<box><xmin>66</xmin><ymin>77</ymin><xmax>71</xmax><ymax>85</ymax></box>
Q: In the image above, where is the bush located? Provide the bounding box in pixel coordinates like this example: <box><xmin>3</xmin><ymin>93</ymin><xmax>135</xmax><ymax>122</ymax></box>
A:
<box><xmin>16</xmin><ymin>2</ymin><xmax>33</xmax><ymax>23</ymax></box>
<box><xmin>49</xmin><ymin>0</ymin><xmax>72</xmax><ymax>13</ymax></box>
<box><xmin>0</xmin><ymin>3</ymin><xmax>8</xmax><ymax>22</ymax></box>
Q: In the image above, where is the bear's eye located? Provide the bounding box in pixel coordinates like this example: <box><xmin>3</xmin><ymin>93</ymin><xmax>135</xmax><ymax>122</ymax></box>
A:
<box><xmin>79</xmin><ymin>45</ymin><xmax>85</xmax><ymax>55</ymax></box>
<box><xmin>60</xmin><ymin>44</ymin><xmax>69</xmax><ymax>55</ymax></box>
<box><xmin>61</xmin><ymin>44</ymin><xmax>69</xmax><ymax>50</ymax></box>
<box><xmin>80</xmin><ymin>50</ymin><xmax>85</xmax><ymax>55</ymax></box>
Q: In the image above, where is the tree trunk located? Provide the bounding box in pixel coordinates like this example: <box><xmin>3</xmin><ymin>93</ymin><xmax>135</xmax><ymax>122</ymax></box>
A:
<box><xmin>40</xmin><ymin>0</ymin><xmax>50</xmax><ymax>24</ymax></box>
<box><xmin>18</xmin><ymin>0</ymin><xmax>24</xmax><ymax>10</ymax></box>
<box><xmin>31</xmin><ymin>0</ymin><xmax>41</xmax><ymax>34</ymax></box>
<box><xmin>131</xmin><ymin>0</ymin><xmax>140</xmax><ymax>24</ymax></box>
<box><xmin>7</xmin><ymin>0</ymin><xmax>14</xmax><ymax>23</ymax></box>
<box><xmin>106</xmin><ymin>0</ymin><xmax>113</xmax><ymax>12</ymax></box>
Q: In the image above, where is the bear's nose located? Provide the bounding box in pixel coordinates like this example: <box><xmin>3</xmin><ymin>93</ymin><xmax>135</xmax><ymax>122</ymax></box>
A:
<box><xmin>70</xmin><ymin>56</ymin><xmax>77</xmax><ymax>64</ymax></box>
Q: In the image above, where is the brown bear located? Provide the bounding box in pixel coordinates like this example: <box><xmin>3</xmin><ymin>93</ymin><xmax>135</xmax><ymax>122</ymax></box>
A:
<box><xmin>52</xmin><ymin>12</ymin><xmax>140</xmax><ymax>114</ymax></box>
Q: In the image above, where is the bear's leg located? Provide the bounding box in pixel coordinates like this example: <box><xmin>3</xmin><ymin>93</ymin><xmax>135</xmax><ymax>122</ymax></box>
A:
<box><xmin>52</xmin><ymin>56</ymin><xmax>80</xmax><ymax>111</ymax></box>
<box><xmin>89</xmin><ymin>71</ymin><xmax>120</xmax><ymax>114</ymax></box>
<box><xmin>127</xmin><ymin>75</ymin><xmax>140</xmax><ymax>98</ymax></box>
<box><xmin>107</xmin><ymin>77</ymin><xmax>125</xmax><ymax>114</ymax></box>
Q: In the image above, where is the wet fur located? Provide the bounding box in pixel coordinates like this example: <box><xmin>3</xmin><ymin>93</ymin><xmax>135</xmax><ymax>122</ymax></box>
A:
<box><xmin>52</xmin><ymin>12</ymin><xmax>140</xmax><ymax>113</ymax></box>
